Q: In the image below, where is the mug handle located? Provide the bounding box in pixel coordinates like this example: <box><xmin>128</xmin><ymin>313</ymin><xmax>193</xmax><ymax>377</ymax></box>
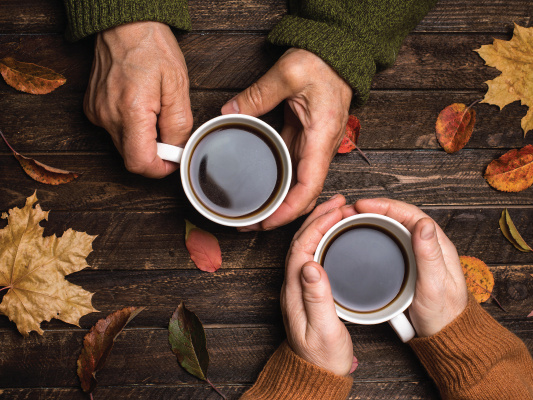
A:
<box><xmin>388</xmin><ymin>312</ymin><xmax>416</xmax><ymax>342</ymax></box>
<box><xmin>157</xmin><ymin>143</ymin><xmax>184</xmax><ymax>164</ymax></box>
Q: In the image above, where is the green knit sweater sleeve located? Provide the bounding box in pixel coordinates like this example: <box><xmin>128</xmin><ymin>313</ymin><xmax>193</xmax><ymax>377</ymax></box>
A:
<box><xmin>62</xmin><ymin>0</ymin><xmax>191</xmax><ymax>42</ymax></box>
<box><xmin>267</xmin><ymin>0</ymin><xmax>437</xmax><ymax>105</ymax></box>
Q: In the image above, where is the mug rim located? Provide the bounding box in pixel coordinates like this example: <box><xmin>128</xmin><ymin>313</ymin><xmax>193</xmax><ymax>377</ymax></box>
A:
<box><xmin>313</xmin><ymin>213</ymin><xmax>417</xmax><ymax>325</ymax></box>
<box><xmin>180</xmin><ymin>114</ymin><xmax>292</xmax><ymax>227</ymax></box>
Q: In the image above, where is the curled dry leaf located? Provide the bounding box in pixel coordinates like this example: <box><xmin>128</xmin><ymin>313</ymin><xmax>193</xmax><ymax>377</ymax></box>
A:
<box><xmin>435</xmin><ymin>101</ymin><xmax>478</xmax><ymax>153</ymax></box>
<box><xmin>499</xmin><ymin>209</ymin><xmax>532</xmax><ymax>252</ymax></box>
<box><xmin>338</xmin><ymin>115</ymin><xmax>370</xmax><ymax>164</ymax></box>
<box><xmin>77</xmin><ymin>307</ymin><xmax>145</xmax><ymax>394</ymax></box>
<box><xmin>185</xmin><ymin>220</ymin><xmax>222</xmax><ymax>273</ymax></box>
<box><xmin>484</xmin><ymin>144</ymin><xmax>533</xmax><ymax>192</ymax></box>
<box><xmin>460</xmin><ymin>256</ymin><xmax>494</xmax><ymax>303</ymax></box>
<box><xmin>475</xmin><ymin>24</ymin><xmax>533</xmax><ymax>136</ymax></box>
<box><xmin>168</xmin><ymin>302</ymin><xmax>226</xmax><ymax>399</ymax></box>
<box><xmin>0</xmin><ymin>57</ymin><xmax>66</xmax><ymax>94</ymax></box>
<box><xmin>1</xmin><ymin>129</ymin><xmax>80</xmax><ymax>185</ymax></box>
<box><xmin>0</xmin><ymin>192</ymin><xmax>97</xmax><ymax>335</ymax></box>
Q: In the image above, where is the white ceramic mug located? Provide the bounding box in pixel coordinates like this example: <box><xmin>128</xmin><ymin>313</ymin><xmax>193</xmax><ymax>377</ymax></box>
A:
<box><xmin>157</xmin><ymin>114</ymin><xmax>292</xmax><ymax>227</ymax></box>
<box><xmin>313</xmin><ymin>213</ymin><xmax>417</xmax><ymax>342</ymax></box>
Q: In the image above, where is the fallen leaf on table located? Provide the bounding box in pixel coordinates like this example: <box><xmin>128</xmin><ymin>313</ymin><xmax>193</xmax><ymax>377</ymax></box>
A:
<box><xmin>77</xmin><ymin>307</ymin><xmax>145</xmax><ymax>394</ymax></box>
<box><xmin>499</xmin><ymin>209</ymin><xmax>532</xmax><ymax>252</ymax></box>
<box><xmin>350</xmin><ymin>356</ymin><xmax>359</xmax><ymax>373</ymax></box>
<box><xmin>435</xmin><ymin>101</ymin><xmax>478</xmax><ymax>153</ymax></box>
<box><xmin>475</xmin><ymin>23</ymin><xmax>533</xmax><ymax>136</ymax></box>
<box><xmin>185</xmin><ymin>220</ymin><xmax>222</xmax><ymax>273</ymax></box>
<box><xmin>460</xmin><ymin>256</ymin><xmax>494</xmax><ymax>303</ymax></box>
<box><xmin>0</xmin><ymin>56</ymin><xmax>66</xmax><ymax>94</ymax></box>
<box><xmin>168</xmin><ymin>302</ymin><xmax>226</xmax><ymax>399</ymax></box>
<box><xmin>0</xmin><ymin>192</ymin><xmax>97</xmax><ymax>335</ymax></box>
<box><xmin>338</xmin><ymin>115</ymin><xmax>370</xmax><ymax>164</ymax></box>
<box><xmin>484</xmin><ymin>144</ymin><xmax>533</xmax><ymax>192</ymax></box>
<box><xmin>1</xmin><ymin>129</ymin><xmax>80</xmax><ymax>185</ymax></box>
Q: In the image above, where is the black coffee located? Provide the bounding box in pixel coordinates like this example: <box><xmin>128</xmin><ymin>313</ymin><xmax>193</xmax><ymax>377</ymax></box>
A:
<box><xmin>320</xmin><ymin>224</ymin><xmax>407</xmax><ymax>313</ymax></box>
<box><xmin>188</xmin><ymin>123</ymin><xmax>282</xmax><ymax>218</ymax></box>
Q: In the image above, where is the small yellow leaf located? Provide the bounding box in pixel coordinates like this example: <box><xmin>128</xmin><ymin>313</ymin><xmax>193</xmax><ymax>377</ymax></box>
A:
<box><xmin>460</xmin><ymin>256</ymin><xmax>494</xmax><ymax>303</ymax></box>
<box><xmin>499</xmin><ymin>209</ymin><xmax>532</xmax><ymax>252</ymax></box>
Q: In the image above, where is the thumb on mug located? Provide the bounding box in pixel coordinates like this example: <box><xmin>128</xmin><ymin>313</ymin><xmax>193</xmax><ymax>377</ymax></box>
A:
<box><xmin>412</xmin><ymin>218</ymin><xmax>447</xmax><ymax>284</ymax></box>
<box><xmin>300</xmin><ymin>261</ymin><xmax>338</xmax><ymax>328</ymax></box>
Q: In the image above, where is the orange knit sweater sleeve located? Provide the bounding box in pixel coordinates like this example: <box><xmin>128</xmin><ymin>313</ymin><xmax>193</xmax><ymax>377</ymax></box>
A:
<box><xmin>410</xmin><ymin>295</ymin><xmax>533</xmax><ymax>400</ymax></box>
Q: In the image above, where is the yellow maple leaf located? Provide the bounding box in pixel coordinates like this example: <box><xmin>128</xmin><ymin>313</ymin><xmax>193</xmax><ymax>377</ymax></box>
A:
<box><xmin>475</xmin><ymin>23</ymin><xmax>533</xmax><ymax>136</ymax></box>
<box><xmin>0</xmin><ymin>192</ymin><xmax>98</xmax><ymax>335</ymax></box>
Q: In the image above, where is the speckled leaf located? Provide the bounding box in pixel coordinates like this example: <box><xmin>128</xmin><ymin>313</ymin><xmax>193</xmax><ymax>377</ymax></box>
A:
<box><xmin>435</xmin><ymin>102</ymin><xmax>477</xmax><ymax>153</ymax></box>
<box><xmin>77</xmin><ymin>307</ymin><xmax>145</xmax><ymax>393</ymax></box>
<box><xmin>460</xmin><ymin>256</ymin><xmax>494</xmax><ymax>303</ymax></box>
<box><xmin>185</xmin><ymin>220</ymin><xmax>222</xmax><ymax>273</ymax></box>
<box><xmin>0</xmin><ymin>57</ymin><xmax>66</xmax><ymax>94</ymax></box>
<box><xmin>168</xmin><ymin>302</ymin><xmax>209</xmax><ymax>380</ymax></box>
<box><xmin>1</xmin><ymin>129</ymin><xmax>80</xmax><ymax>185</ymax></box>
<box><xmin>338</xmin><ymin>115</ymin><xmax>361</xmax><ymax>154</ymax></box>
<box><xmin>484</xmin><ymin>145</ymin><xmax>533</xmax><ymax>192</ymax></box>
<box><xmin>499</xmin><ymin>209</ymin><xmax>532</xmax><ymax>252</ymax></box>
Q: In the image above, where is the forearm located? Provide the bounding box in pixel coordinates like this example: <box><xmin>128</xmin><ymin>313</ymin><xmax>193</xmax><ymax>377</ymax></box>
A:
<box><xmin>410</xmin><ymin>295</ymin><xmax>533</xmax><ymax>399</ymax></box>
<box><xmin>267</xmin><ymin>0</ymin><xmax>437</xmax><ymax>105</ymax></box>
<box><xmin>62</xmin><ymin>0</ymin><xmax>191</xmax><ymax>41</ymax></box>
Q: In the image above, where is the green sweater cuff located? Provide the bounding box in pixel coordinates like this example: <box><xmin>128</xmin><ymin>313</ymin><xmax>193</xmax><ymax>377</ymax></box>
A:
<box><xmin>267</xmin><ymin>15</ymin><xmax>375</xmax><ymax>106</ymax></box>
<box><xmin>63</xmin><ymin>0</ymin><xmax>191</xmax><ymax>42</ymax></box>
<box><xmin>241</xmin><ymin>341</ymin><xmax>353</xmax><ymax>400</ymax></box>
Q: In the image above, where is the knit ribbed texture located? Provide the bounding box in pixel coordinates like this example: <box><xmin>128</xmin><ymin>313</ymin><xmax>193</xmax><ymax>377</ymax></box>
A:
<box><xmin>410</xmin><ymin>295</ymin><xmax>533</xmax><ymax>400</ymax></box>
<box><xmin>267</xmin><ymin>0</ymin><xmax>437</xmax><ymax>105</ymax></box>
<box><xmin>62</xmin><ymin>0</ymin><xmax>191</xmax><ymax>41</ymax></box>
<box><xmin>240</xmin><ymin>341</ymin><xmax>353</xmax><ymax>400</ymax></box>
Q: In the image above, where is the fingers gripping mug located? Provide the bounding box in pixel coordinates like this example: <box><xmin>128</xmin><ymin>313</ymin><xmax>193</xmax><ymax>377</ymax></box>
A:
<box><xmin>314</xmin><ymin>214</ymin><xmax>417</xmax><ymax>342</ymax></box>
<box><xmin>156</xmin><ymin>114</ymin><xmax>292</xmax><ymax>227</ymax></box>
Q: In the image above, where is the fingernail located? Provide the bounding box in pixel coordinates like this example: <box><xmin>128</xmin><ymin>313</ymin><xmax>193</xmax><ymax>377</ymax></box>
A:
<box><xmin>420</xmin><ymin>222</ymin><xmax>435</xmax><ymax>240</ymax></box>
<box><xmin>302</xmin><ymin>265</ymin><xmax>321</xmax><ymax>284</ymax></box>
<box><xmin>330</xmin><ymin>194</ymin><xmax>341</xmax><ymax>200</ymax></box>
<box><xmin>222</xmin><ymin>99</ymin><xmax>239</xmax><ymax>114</ymax></box>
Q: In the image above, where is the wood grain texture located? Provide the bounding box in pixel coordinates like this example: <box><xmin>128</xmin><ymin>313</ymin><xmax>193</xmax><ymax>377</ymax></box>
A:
<box><xmin>0</xmin><ymin>33</ymin><xmax>511</xmax><ymax>93</ymax></box>
<box><xmin>2</xmin><ymin>0</ymin><xmax>531</xmax><ymax>34</ymax></box>
<box><xmin>2</xmin><ymin>90</ymin><xmax>532</xmax><ymax>153</ymax></box>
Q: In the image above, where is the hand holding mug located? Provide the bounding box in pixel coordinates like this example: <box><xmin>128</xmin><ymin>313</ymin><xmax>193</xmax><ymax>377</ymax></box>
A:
<box><xmin>281</xmin><ymin>194</ymin><xmax>353</xmax><ymax>376</ymax></box>
<box><xmin>84</xmin><ymin>21</ymin><xmax>193</xmax><ymax>178</ymax></box>
<box><xmin>221</xmin><ymin>48</ymin><xmax>353</xmax><ymax>231</ymax></box>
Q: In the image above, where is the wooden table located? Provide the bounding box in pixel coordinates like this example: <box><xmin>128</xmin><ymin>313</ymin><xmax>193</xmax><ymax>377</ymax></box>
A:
<box><xmin>1</xmin><ymin>1</ymin><xmax>532</xmax><ymax>398</ymax></box>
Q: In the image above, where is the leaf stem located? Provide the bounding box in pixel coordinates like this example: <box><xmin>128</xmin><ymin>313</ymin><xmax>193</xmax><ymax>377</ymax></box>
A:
<box><xmin>0</xmin><ymin>128</ymin><xmax>17</xmax><ymax>154</ymax></box>
<box><xmin>472</xmin><ymin>280</ymin><xmax>507</xmax><ymax>312</ymax></box>
<box><xmin>466</xmin><ymin>98</ymin><xmax>482</xmax><ymax>111</ymax></box>
<box><xmin>206</xmin><ymin>378</ymin><xmax>227</xmax><ymax>400</ymax></box>
<box><xmin>0</xmin><ymin>286</ymin><xmax>11</xmax><ymax>293</ymax></box>
<box><xmin>356</xmin><ymin>147</ymin><xmax>371</xmax><ymax>165</ymax></box>
<box><xmin>89</xmin><ymin>393</ymin><xmax>94</xmax><ymax>400</ymax></box>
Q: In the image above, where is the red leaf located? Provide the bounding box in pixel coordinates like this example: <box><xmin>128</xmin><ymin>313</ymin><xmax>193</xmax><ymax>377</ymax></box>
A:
<box><xmin>435</xmin><ymin>100</ymin><xmax>479</xmax><ymax>153</ymax></box>
<box><xmin>484</xmin><ymin>144</ymin><xmax>533</xmax><ymax>192</ymax></box>
<box><xmin>338</xmin><ymin>115</ymin><xmax>361</xmax><ymax>154</ymax></box>
<box><xmin>1</xmin><ymin>129</ymin><xmax>80</xmax><ymax>184</ymax></box>
<box><xmin>0</xmin><ymin>57</ymin><xmax>66</xmax><ymax>94</ymax></box>
<box><xmin>77</xmin><ymin>307</ymin><xmax>145</xmax><ymax>394</ymax></box>
<box><xmin>185</xmin><ymin>220</ymin><xmax>222</xmax><ymax>273</ymax></box>
<box><xmin>349</xmin><ymin>356</ymin><xmax>359</xmax><ymax>373</ymax></box>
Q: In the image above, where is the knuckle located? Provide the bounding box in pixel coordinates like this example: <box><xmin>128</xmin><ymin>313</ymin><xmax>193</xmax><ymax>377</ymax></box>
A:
<box><xmin>244</xmin><ymin>82</ymin><xmax>264</xmax><ymax>108</ymax></box>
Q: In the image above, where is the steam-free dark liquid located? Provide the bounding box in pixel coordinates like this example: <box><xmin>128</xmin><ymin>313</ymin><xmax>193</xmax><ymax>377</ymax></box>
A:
<box><xmin>321</xmin><ymin>224</ymin><xmax>407</xmax><ymax>313</ymax></box>
<box><xmin>189</xmin><ymin>124</ymin><xmax>282</xmax><ymax>218</ymax></box>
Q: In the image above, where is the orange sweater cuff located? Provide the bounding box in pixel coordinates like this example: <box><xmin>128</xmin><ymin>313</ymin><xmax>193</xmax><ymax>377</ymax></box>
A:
<box><xmin>241</xmin><ymin>341</ymin><xmax>353</xmax><ymax>400</ymax></box>
<box><xmin>409</xmin><ymin>295</ymin><xmax>533</xmax><ymax>399</ymax></box>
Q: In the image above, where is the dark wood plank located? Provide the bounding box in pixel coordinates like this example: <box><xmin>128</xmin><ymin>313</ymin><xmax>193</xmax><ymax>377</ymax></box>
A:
<box><xmin>3</xmin><ymin>208</ymin><xmax>527</xmax><ymax>272</ymax></box>
<box><xmin>0</xmin><ymin>321</ymin><xmax>530</xmax><ymax>388</ymax></box>
<box><xmin>2</xmin><ymin>90</ymin><xmax>532</xmax><ymax>153</ymax></box>
<box><xmin>0</xmin><ymin>265</ymin><xmax>530</xmax><ymax>331</ymax></box>
<box><xmin>0</xmin><ymin>381</ymin><xmax>442</xmax><ymax>400</ymax></box>
<box><xmin>2</xmin><ymin>0</ymin><xmax>531</xmax><ymax>34</ymax></box>
<box><xmin>0</xmin><ymin>33</ymin><xmax>511</xmax><ymax>93</ymax></box>
<box><xmin>1</xmin><ymin>150</ymin><xmax>533</xmax><ymax>212</ymax></box>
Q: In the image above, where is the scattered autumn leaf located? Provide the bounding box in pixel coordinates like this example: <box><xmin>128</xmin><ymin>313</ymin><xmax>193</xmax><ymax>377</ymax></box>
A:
<box><xmin>460</xmin><ymin>256</ymin><xmax>494</xmax><ymax>303</ymax></box>
<box><xmin>0</xmin><ymin>56</ymin><xmax>66</xmax><ymax>94</ymax></box>
<box><xmin>168</xmin><ymin>302</ymin><xmax>226</xmax><ymax>399</ymax></box>
<box><xmin>484</xmin><ymin>144</ymin><xmax>533</xmax><ymax>192</ymax></box>
<box><xmin>435</xmin><ymin>100</ymin><xmax>479</xmax><ymax>153</ymax></box>
<box><xmin>350</xmin><ymin>356</ymin><xmax>359</xmax><ymax>373</ymax></box>
<box><xmin>77</xmin><ymin>307</ymin><xmax>145</xmax><ymax>394</ymax></box>
<box><xmin>338</xmin><ymin>115</ymin><xmax>370</xmax><ymax>164</ymax></box>
<box><xmin>1</xmin><ymin>129</ymin><xmax>80</xmax><ymax>185</ymax></box>
<box><xmin>475</xmin><ymin>23</ymin><xmax>533</xmax><ymax>136</ymax></box>
<box><xmin>185</xmin><ymin>220</ymin><xmax>222</xmax><ymax>273</ymax></box>
<box><xmin>499</xmin><ymin>209</ymin><xmax>532</xmax><ymax>252</ymax></box>
<box><xmin>0</xmin><ymin>192</ymin><xmax>97</xmax><ymax>335</ymax></box>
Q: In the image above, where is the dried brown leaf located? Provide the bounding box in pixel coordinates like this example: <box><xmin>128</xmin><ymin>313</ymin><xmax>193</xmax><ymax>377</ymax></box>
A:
<box><xmin>0</xmin><ymin>57</ymin><xmax>66</xmax><ymax>94</ymax></box>
<box><xmin>484</xmin><ymin>144</ymin><xmax>533</xmax><ymax>192</ymax></box>
<box><xmin>460</xmin><ymin>256</ymin><xmax>494</xmax><ymax>303</ymax></box>
<box><xmin>435</xmin><ymin>101</ymin><xmax>478</xmax><ymax>153</ymax></box>
<box><xmin>185</xmin><ymin>220</ymin><xmax>222</xmax><ymax>273</ymax></box>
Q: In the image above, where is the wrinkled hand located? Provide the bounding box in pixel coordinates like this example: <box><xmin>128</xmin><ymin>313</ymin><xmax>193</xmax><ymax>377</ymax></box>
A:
<box><xmin>221</xmin><ymin>48</ymin><xmax>352</xmax><ymax>231</ymax></box>
<box><xmin>353</xmin><ymin>198</ymin><xmax>469</xmax><ymax>337</ymax></box>
<box><xmin>84</xmin><ymin>21</ymin><xmax>193</xmax><ymax>178</ymax></box>
<box><xmin>282</xmin><ymin>194</ymin><xmax>354</xmax><ymax>376</ymax></box>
